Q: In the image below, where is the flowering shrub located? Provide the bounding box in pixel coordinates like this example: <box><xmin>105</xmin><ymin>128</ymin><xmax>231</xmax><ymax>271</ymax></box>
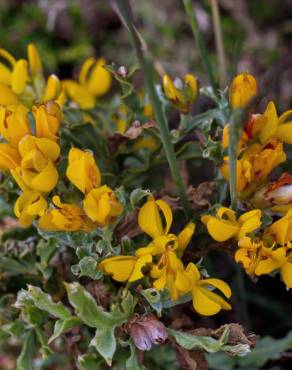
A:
<box><xmin>0</xmin><ymin>2</ymin><xmax>292</xmax><ymax>369</ymax></box>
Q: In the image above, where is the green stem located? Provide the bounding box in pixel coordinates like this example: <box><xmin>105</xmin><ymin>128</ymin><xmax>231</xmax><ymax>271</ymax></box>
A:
<box><xmin>115</xmin><ymin>0</ymin><xmax>192</xmax><ymax>219</ymax></box>
<box><xmin>183</xmin><ymin>0</ymin><xmax>218</xmax><ymax>91</ymax></box>
<box><xmin>210</xmin><ymin>0</ymin><xmax>227</xmax><ymax>88</ymax></box>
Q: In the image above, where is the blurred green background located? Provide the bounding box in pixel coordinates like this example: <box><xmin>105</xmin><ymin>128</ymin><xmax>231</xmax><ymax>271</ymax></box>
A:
<box><xmin>1</xmin><ymin>0</ymin><xmax>291</xmax><ymax>109</ymax></box>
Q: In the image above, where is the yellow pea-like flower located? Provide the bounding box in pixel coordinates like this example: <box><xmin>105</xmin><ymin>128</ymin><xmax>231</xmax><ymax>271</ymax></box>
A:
<box><xmin>201</xmin><ymin>207</ymin><xmax>261</xmax><ymax>242</ymax></box>
<box><xmin>38</xmin><ymin>195</ymin><xmax>93</xmax><ymax>232</ymax></box>
<box><xmin>14</xmin><ymin>191</ymin><xmax>47</xmax><ymax>227</ymax></box>
<box><xmin>99</xmin><ymin>254</ymin><xmax>152</xmax><ymax>283</ymax></box>
<box><xmin>175</xmin><ymin>262</ymin><xmax>231</xmax><ymax>316</ymax></box>
<box><xmin>66</xmin><ymin>147</ymin><xmax>101</xmax><ymax>194</ymax></box>
<box><xmin>32</xmin><ymin>102</ymin><xmax>61</xmax><ymax>141</ymax></box>
<box><xmin>229</xmin><ymin>72</ymin><xmax>257</xmax><ymax>110</ymax></box>
<box><xmin>266</xmin><ymin>209</ymin><xmax>292</xmax><ymax>246</ymax></box>
<box><xmin>83</xmin><ymin>185</ymin><xmax>123</xmax><ymax>226</ymax></box>
<box><xmin>13</xmin><ymin>135</ymin><xmax>60</xmax><ymax>193</ymax></box>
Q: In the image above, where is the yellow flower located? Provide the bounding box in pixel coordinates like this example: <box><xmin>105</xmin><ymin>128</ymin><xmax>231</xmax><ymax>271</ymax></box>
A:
<box><xmin>138</xmin><ymin>197</ymin><xmax>195</xmax><ymax>254</ymax></box>
<box><xmin>221</xmin><ymin>139</ymin><xmax>286</xmax><ymax>195</ymax></box>
<box><xmin>163</xmin><ymin>73</ymin><xmax>198</xmax><ymax>113</ymax></box>
<box><xmin>63</xmin><ymin>57</ymin><xmax>111</xmax><ymax>109</ymax></box>
<box><xmin>258</xmin><ymin>101</ymin><xmax>292</xmax><ymax>145</ymax></box>
<box><xmin>14</xmin><ymin>191</ymin><xmax>47</xmax><ymax>227</ymax></box>
<box><xmin>266</xmin><ymin>209</ymin><xmax>292</xmax><ymax>246</ymax></box>
<box><xmin>229</xmin><ymin>72</ymin><xmax>257</xmax><ymax>110</ymax></box>
<box><xmin>0</xmin><ymin>105</ymin><xmax>31</xmax><ymax>147</ymax></box>
<box><xmin>83</xmin><ymin>185</ymin><xmax>123</xmax><ymax>226</ymax></box>
<box><xmin>11</xmin><ymin>135</ymin><xmax>60</xmax><ymax>193</ymax></box>
<box><xmin>39</xmin><ymin>195</ymin><xmax>93</xmax><ymax>232</ymax></box>
<box><xmin>32</xmin><ymin>102</ymin><xmax>61</xmax><ymax>141</ymax></box>
<box><xmin>201</xmin><ymin>207</ymin><xmax>261</xmax><ymax>242</ymax></box>
<box><xmin>66</xmin><ymin>147</ymin><xmax>101</xmax><ymax>194</ymax></box>
<box><xmin>175</xmin><ymin>262</ymin><xmax>231</xmax><ymax>316</ymax></box>
<box><xmin>151</xmin><ymin>249</ymin><xmax>184</xmax><ymax>300</ymax></box>
<box><xmin>99</xmin><ymin>253</ymin><xmax>152</xmax><ymax>283</ymax></box>
<box><xmin>0</xmin><ymin>143</ymin><xmax>21</xmax><ymax>170</ymax></box>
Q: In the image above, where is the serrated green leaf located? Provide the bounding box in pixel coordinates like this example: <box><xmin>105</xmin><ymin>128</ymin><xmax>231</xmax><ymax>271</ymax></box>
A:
<box><xmin>73</xmin><ymin>256</ymin><xmax>102</xmax><ymax>280</ymax></box>
<box><xmin>90</xmin><ymin>326</ymin><xmax>116</xmax><ymax>366</ymax></box>
<box><xmin>28</xmin><ymin>285</ymin><xmax>71</xmax><ymax>320</ymax></box>
<box><xmin>65</xmin><ymin>282</ymin><xmax>128</xmax><ymax>327</ymax></box>
<box><xmin>16</xmin><ymin>331</ymin><xmax>35</xmax><ymax>370</ymax></box>
<box><xmin>49</xmin><ymin>317</ymin><xmax>83</xmax><ymax>343</ymax></box>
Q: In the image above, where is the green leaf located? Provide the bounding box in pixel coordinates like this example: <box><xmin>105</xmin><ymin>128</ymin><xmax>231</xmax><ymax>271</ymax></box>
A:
<box><xmin>2</xmin><ymin>320</ymin><xmax>26</xmax><ymax>338</ymax></box>
<box><xmin>238</xmin><ymin>331</ymin><xmax>292</xmax><ymax>368</ymax></box>
<box><xmin>168</xmin><ymin>327</ymin><xmax>229</xmax><ymax>353</ymax></box>
<box><xmin>0</xmin><ymin>257</ymin><xmax>37</xmax><ymax>275</ymax></box>
<box><xmin>129</xmin><ymin>188</ymin><xmax>151</xmax><ymax>209</ymax></box>
<box><xmin>175</xmin><ymin>141</ymin><xmax>202</xmax><ymax>160</ymax></box>
<box><xmin>16</xmin><ymin>331</ymin><xmax>35</xmax><ymax>370</ymax></box>
<box><xmin>27</xmin><ymin>285</ymin><xmax>71</xmax><ymax>320</ymax></box>
<box><xmin>65</xmin><ymin>282</ymin><xmax>128</xmax><ymax>327</ymax></box>
<box><xmin>71</xmin><ymin>256</ymin><xmax>102</xmax><ymax>280</ymax></box>
<box><xmin>78</xmin><ymin>353</ymin><xmax>104</xmax><ymax>370</ymax></box>
<box><xmin>49</xmin><ymin>317</ymin><xmax>83</xmax><ymax>343</ymax></box>
<box><xmin>90</xmin><ymin>326</ymin><xmax>116</xmax><ymax>366</ymax></box>
<box><xmin>36</xmin><ymin>238</ymin><xmax>58</xmax><ymax>267</ymax></box>
<box><xmin>126</xmin><ymin>341</ymin><xmax>143</xmax><ymax>370</ymax></box>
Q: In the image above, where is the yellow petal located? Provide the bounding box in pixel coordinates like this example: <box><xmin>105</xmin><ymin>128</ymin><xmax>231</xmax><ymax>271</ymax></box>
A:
<box><xmin>217</xmin><ymin>207</ymin><xmax>237</xmax><ymax>222</ymax></box>
<box><xmin>99</xmin><ymin>256</ymin><xmax>136</xmax><ymax>282</ymax></box>
<box><xmin>30</xmin><ymin>160</ymin><xmax>58</xmax><ymax>192</ymax></box>
<box><xmin>229</xmin><ymin>73</ymin><xmax>257</xmax><ymax>110</ymax></box>
<box><xmin>184</xmin><ymin>262</ymin><xmax>201</xmax><ymax>282</ymax></box>
<box><xmin>128</xmin><ymin>254</ymin><xmax>152</xmax><ymax>282</ymax></box>
<box><xmin>155</xmin><ymin>199</ymin><xmax>173</xmax><ymax>235</ymax></box>
<box><xmin>27</xmin><ymin>43</ymin><xmax>42</xmax><ymax>77</ymax></box>
<box><xmin>86</xmin><ymin>58</ymin><xmax>112</xmax><ymax>97</ymax></box>
<box><xmin>192</xmin><ymin>286</ymin><xmax>230</xmax><ymax>316</ymax></box>
<box><xmin>83</xmin><ymin>187</ymin><xmax>111</xmax><ymax>224</ymax></box>
<box><xmin>175</xmin><ymin>270</ymin><xmax>192</xmax><ymax>293</ymax></box>
<box><xmin>0</xmin><ymin>143</ymin><xmax>20</xmax><ymax>170</ymax></box>
<box><xmin>12</xmin><ymin>59</ymin><xmax>28</xmax><ymax>94</ymax></box>
<box><xmin>0</xmin><ymin>48</ymin><xmax>16</xmax><ymax>66</ymax></box>
<box><xmin>199</xmin><ymin>278</ymin><xmax>231</xmax><ymax>298</ymax></box>
<box><xmin>138</xmin><ymin>199</ymin><xmax>164</xmax><ymax>239</ymax></box>
<box><xmin>63</xmin><ymin>80</ymin><xmax>95</xmax><ymax>109</ymax></box>
<box><xmin>205</xmin><ymin>217</ymin><xmax>239</xmax><ymax>242</ymax></box>
<box><xmin>0</xmin><ymin>62</ymin><xmax>12</xmax><ymax>85</ymax></box>
<box><xmin>276</xmin><ymin>123</ymin><xmax>292</xmax><ymax>144</ymax></box>
<box><xmin>281</xmin><ymin>262</ymin><xmax>292</xmax><ymax>289</ymax></box>
<box><xmin>42</xmin><ymin>74</ymin><xmax>61</xmax><ymax>102</ymax></box>
<box><xmin>259</xmin><ymin>101</ymin><xmax>278</xmax><ymax>144</ymax></box>
<box><xmin>235</xmin><ymin>248</ymin><xmax>251</xmax><ymax>270</ymax></box>
<box><xmin>0</xmin><ymin>84</ymin><xmax>19</xmax><ymax>105</ymax></box>
<box><xmin>177</xmin><ymin>222</ymin><xmax>195</xmax><ymax>251</ymax></box>
<box><xmin>79</xmin><ymin>57</ymin><xmax>95</xmax><ymax>84</ymax></box>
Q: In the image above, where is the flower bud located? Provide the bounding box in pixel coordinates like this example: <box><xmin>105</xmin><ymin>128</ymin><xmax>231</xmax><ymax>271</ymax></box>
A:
<box><xmin>126</xmin><ymin>314</ymin><xmax>168</xmax><ymax>351</ymax></box>
<box><xmin>27</xmin><ymin>43</ymin><xmax>42</xmax><ymax>77</ymax></box>
<box><xmin>229</xmin><ymin>73</ymin><xmax>257</xmax><ymax>110</ymax></box>
<box><xmin>163</xmin><ymin>73</ymin><xmax>198</xmax><ymax>113</ymax></box>
<box><xmin>250</xmin><ymin>173</ymin><xmax>292</xmax><ymax>214</ymax></box>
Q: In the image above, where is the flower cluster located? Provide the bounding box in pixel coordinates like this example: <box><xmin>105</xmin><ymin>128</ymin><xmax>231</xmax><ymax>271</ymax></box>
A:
<box><xmin>100</xmin><ymin>197</ymin><xmax>231</xmax><ymax>316</ymax></box>
<box><xmin>222</xmin><ymin>73</ymin><xmax>292</xmax><ymax>200</ymax></box>
<box><xmin>202</xmin><ymin>206</ymin><xmax>292</xmax><ymax>288</ymax></box>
